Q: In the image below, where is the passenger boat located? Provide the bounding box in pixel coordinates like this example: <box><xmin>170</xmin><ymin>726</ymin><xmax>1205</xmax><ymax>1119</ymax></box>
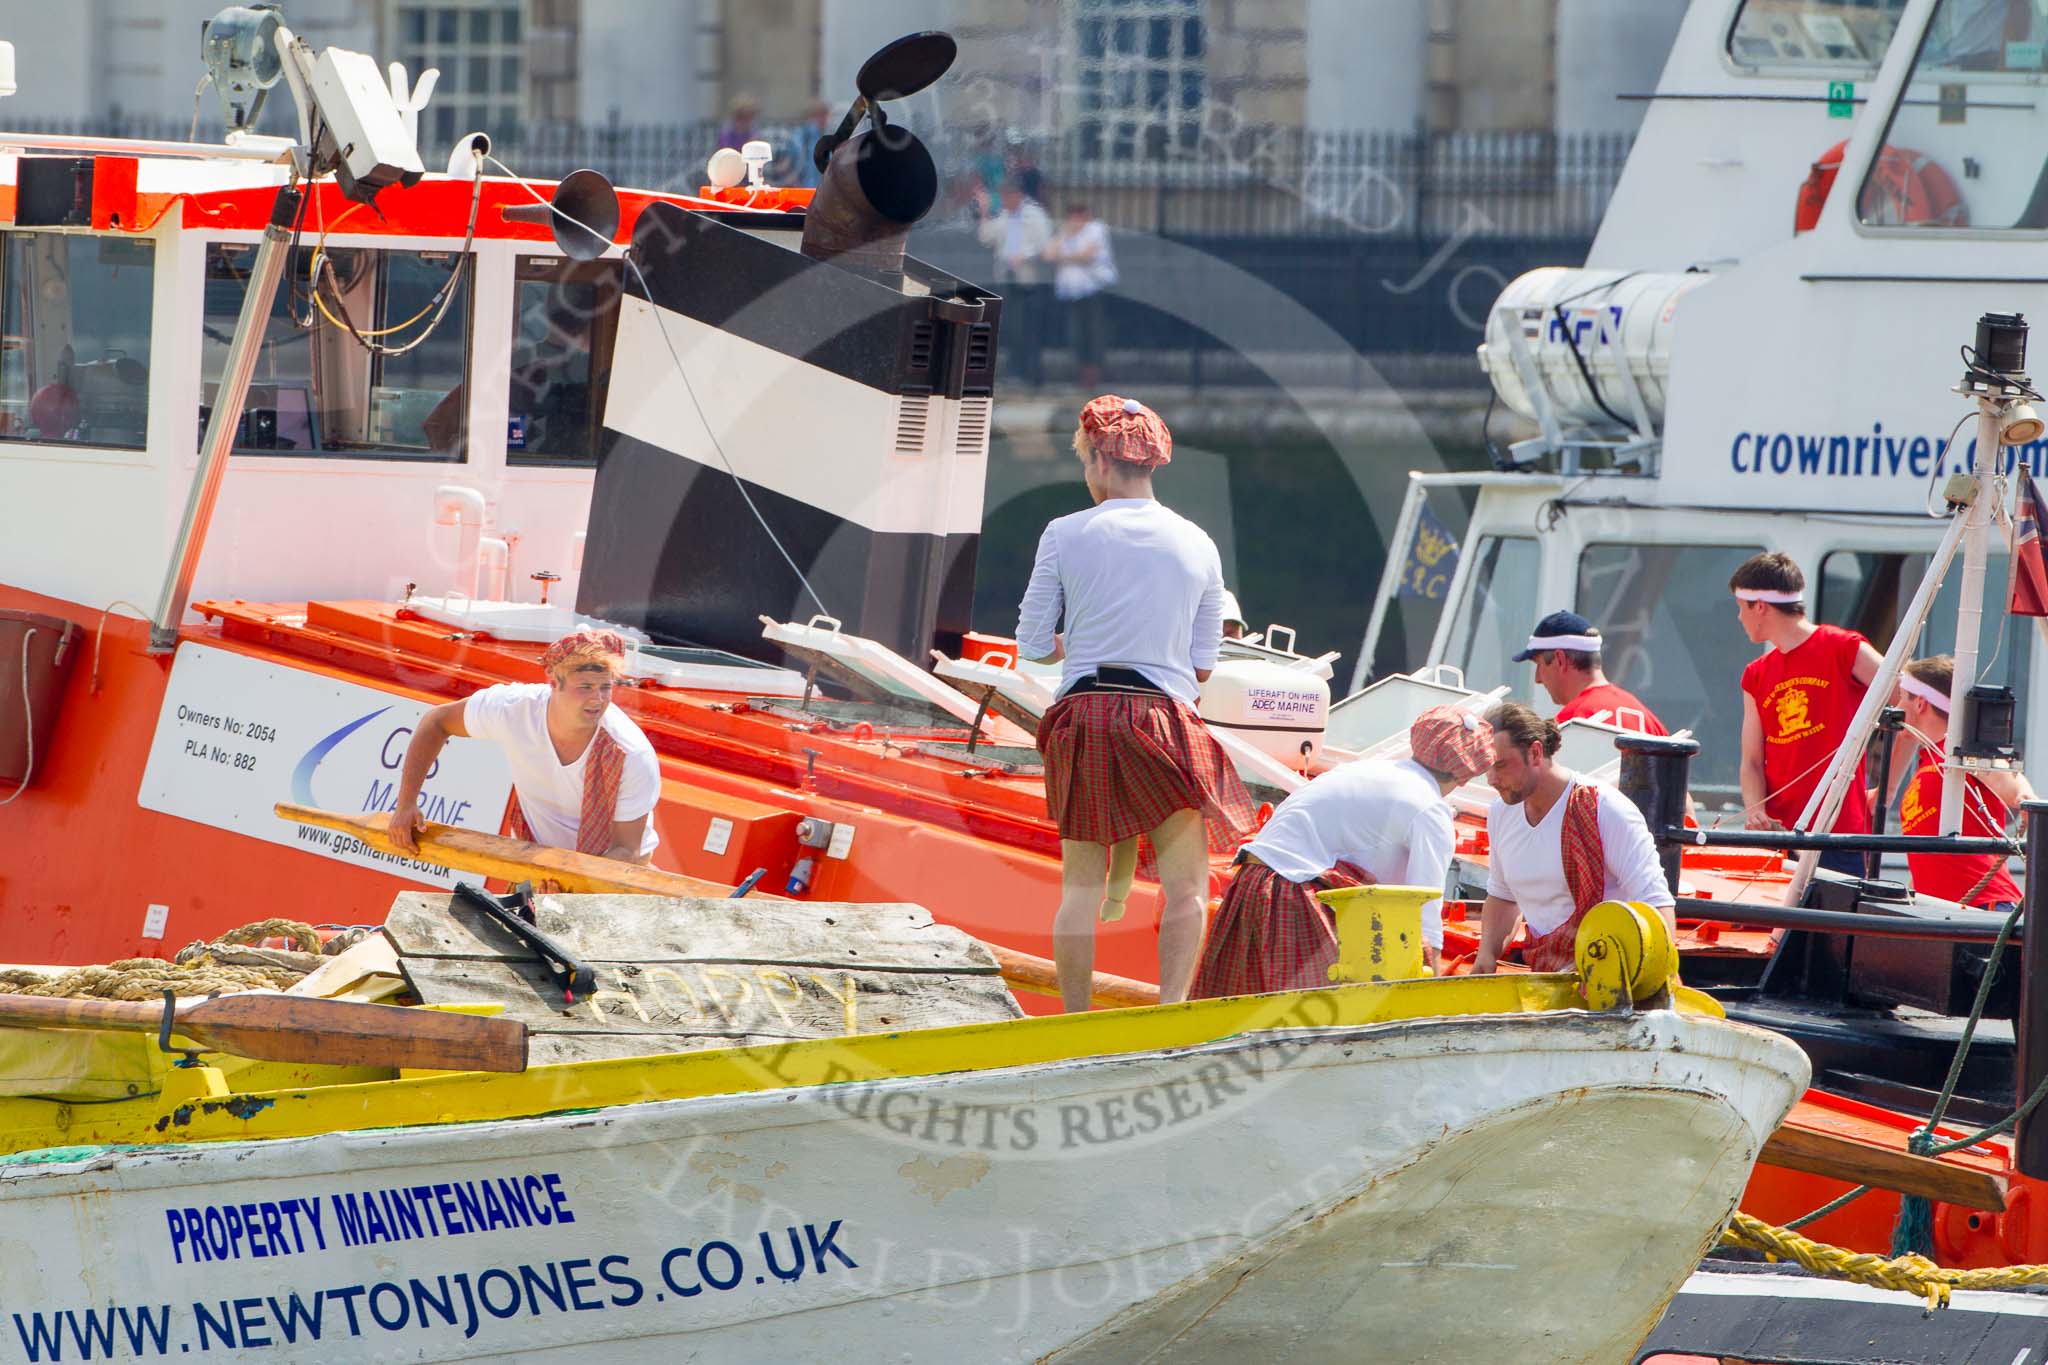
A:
<box><xmin>1367</xmin><ymin>0</ymin><xmax>2048</xmax><ymax>1292</ymax></box>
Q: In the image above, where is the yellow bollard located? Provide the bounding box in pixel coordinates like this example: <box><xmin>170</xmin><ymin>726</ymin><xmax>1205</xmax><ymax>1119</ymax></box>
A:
<box><xmin>1572</xmin><ymin>900</ymin><xmax>1675</xmax><ymax>1010</ymax></box>
<box><xmin>1315</xmin><ymin>884</ymin><xmax>1439</xmax><ymax>983</ymax></box>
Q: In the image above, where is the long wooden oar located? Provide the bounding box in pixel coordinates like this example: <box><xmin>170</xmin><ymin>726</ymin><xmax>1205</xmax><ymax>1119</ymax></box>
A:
<box><xmin>277</xmin><ymin>802</ymin><xmax>1151</xmax><ymax>1010</ymax></box>
<box><xmin>276</xmin><ymin>803</ymin><xmax>739</xmax><ymax>897</ymax></box>
<box><xmin>0</xmin><ymin>993</ymin><xmax>528</xmax><ymax>1073</ymax></box>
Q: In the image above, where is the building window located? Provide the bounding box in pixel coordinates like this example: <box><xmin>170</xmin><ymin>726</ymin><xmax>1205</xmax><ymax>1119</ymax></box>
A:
<box><xmin>200</xmin><ymin>243</ymin><xmax>471</xmax><ymax>460</ymax></box>
<box><xmin>1065</xmin><ymin>0</ymin><xmax>1205</xmax><ymax>162</ymax></box>
<box><xmin>507</xmin><ymin>254</ymin><xmax>621</xmax><ymax>467</ymax></box>
<box><xmin>390</xmin><ymin>0</ymin><xmax>526</xmax><ymax>161</ymax></box>
<box><xmin>0</xmin><ymin>233</ymin><xmax>154</xmax><ymax>450</ymax></box>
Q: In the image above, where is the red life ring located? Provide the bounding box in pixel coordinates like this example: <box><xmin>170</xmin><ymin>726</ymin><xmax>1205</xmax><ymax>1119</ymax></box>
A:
<box><xmin>1794</xmin><ymin>139</ymin><xmax>1967</xmax><ymax>233</ymax></box>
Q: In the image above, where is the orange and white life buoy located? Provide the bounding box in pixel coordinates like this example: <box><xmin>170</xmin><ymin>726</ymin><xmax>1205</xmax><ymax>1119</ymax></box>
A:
<box><xmin>1794</xmin><ymin>139</ymin><xmax>1967</xmax><ymax>232</ymax></box>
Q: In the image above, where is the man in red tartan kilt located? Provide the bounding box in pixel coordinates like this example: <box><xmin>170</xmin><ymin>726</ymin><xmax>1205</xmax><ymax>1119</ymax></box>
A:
<box><xmin>1191</xmin><ymin>705</ymin><xmax>1494</xmax><ymax>998</ymax></box>
<box><xmin>1019</xmin><ymin>394</ymin><xmax>1255</xmax><ymax>1010</ymax></box>
<box><xmin>1473</xmin><ymin>702</ymin><xmax>1674</xmax><ymax>975</ymax></box>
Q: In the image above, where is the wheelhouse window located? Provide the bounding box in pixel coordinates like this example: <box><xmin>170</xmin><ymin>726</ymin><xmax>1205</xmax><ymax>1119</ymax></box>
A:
<box><xmin>1575</xmin><ymin>542</ymin><xmax>1765</xmax><ymax>807</ymax></box>
<box><xmin>1820</xmin><ymin>547</ymin><xmax>2031</xmax><ymax>768</ymax></box>
<box><xmin>506</xmin><ymin>254</ymin><xmax>620</xmax><ymax>467</ymax></box>
<box><xmin>0</xmin><ymin>232</ymin><xmax>154</xmax><ymax>450</ymax></box>
<box><xmin>1726</xmin><ymin>0</ymin><xmax>1908</xmax><ymax>71</ymax></box>
<box><xmin>1443</xmin><ymin>536</ymin><xmax>1540</xmax><ymax>695</ymax></box>
<box><xmin>1856</xmin><ymin>0</ymin><xmax>2048</xmax><ymax>230</ymax></box>
<box><xmin>200</xmin><ymin>243</ymin><xmax>471</xmax><ymax>460</ymax></box>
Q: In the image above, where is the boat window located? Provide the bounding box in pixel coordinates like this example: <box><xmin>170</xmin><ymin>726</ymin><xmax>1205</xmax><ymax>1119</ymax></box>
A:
<box><xmin>199</xmin><ymin>243</ymin><xmax>471</xmax><ymax>460</ymax></box>
<box><xmin>1727</xmin><ymin>0</ymin><xmax>1908</xmax><ymax>71</ymax></box>
<box><xmin>506</xmin><ymin>254</ymin><xmax>621</xmax><ymax>467</ymax></box>
<box><xmin>1856</xmin><ymin>0</ymin><xmax>2048</xmax><ymax>231</ymax></box>
<box><xmin>1442</xmin><ymin>536</ymin><xmax>1540</xmax><ymax>697</ymax></box>
<box><xmin>1576</xmin><ymin>542</ymin><xmax>1766</xmax><ymax>807</ymax></box>
<box><xmin>0</xmin><ymin>232</ymin><xmax>154</xmax><ymax>450</ymax></box>
<box><xmin>1820</xmin><ymin>547</ymin><xmax>2030</xmax><ymax>755</ymax></box>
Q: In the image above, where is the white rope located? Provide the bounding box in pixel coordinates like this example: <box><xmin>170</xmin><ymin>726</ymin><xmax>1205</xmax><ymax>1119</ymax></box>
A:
<box><xmin>0</xmin><ymin>627</ymin><xmax>37</xmax><ymax>808</ymax></box>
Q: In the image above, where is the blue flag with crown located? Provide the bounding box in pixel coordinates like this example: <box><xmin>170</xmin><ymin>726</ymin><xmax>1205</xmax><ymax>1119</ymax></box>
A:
<box><xmin>1396</xmin><ymin>502</ymin><xmax>1459</xmax><ymax>601</ymax></box>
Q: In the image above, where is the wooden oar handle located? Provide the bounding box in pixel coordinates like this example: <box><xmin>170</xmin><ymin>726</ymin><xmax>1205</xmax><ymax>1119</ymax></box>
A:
<box><xmin>986</xmin><ymin>944</ymin><xmax>1159</xmax><ymax>1009</ymax></box>
<box><xmin>0</xmin><ymin>993</ymin><xmax>161</xmax><ymax>1034</ymax></box>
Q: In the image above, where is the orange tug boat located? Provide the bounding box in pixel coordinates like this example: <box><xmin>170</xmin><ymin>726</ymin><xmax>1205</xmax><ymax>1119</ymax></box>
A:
<box><xmin>0</xmin><ymin>46</ymin><xmax>2027</xmax><ymax>1289</ymax></box>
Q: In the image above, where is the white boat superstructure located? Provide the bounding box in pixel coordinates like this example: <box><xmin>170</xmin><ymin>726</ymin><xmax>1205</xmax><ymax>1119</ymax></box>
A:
<box><xmin>1367</xmin><ymin>0</ymin><xmax>2048</xmax><ymax>813</ymax></box>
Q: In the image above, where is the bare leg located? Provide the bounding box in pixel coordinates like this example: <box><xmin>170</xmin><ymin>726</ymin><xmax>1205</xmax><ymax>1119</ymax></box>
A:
<box><xmin>1149</xmin><ymin>809</ymin><xmax>1210</xmax><ymax>1004</ymax></box>
<box><xmin>1055</xmin><ymin>838</ymin><xmax>1111</xmax><ymax>1012</ymax></box>
<box><xmin>1101</xmin><ymin>839</ymin><xmax>1139</xmax><ymax>921</ymax></box>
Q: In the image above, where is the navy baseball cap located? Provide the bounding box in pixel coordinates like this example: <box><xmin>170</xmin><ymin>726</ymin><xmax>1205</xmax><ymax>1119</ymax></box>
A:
<box><xmin>1512</xmin><ymin>610</ymin><xmax>1602</xmax><ymax>662</ymax></box>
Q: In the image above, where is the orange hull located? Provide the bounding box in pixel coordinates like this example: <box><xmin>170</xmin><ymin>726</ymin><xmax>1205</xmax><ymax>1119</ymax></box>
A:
<box><xmin>0</xmin><ymin>586</ymin><xmax>1203</xmax><ymax>1009</ymax></box>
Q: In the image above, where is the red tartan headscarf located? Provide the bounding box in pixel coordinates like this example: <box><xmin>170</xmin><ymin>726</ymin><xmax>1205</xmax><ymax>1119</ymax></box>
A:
<box><xmin>1078</xmin><ymin>394</ymin><xmax>1172</xmax><ymax>468</ymax></box>
<box><xmin>1410</xmin><ymin>705</ymin><xmax>1495</xmax><ymax>782</ymax></box>
<box><xmin>541</xmin><ymin>628</ymin><xmax>627</xmax><ymax>677</ymax></box>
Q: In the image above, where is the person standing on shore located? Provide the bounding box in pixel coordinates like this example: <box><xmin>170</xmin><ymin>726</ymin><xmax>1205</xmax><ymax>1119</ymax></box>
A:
<box><xmin>1017</xmin><ymin>395</ymin><xmax>1256</xmax><ymax>1010</ymax></box>
<box><xmin>1045</xmin><ymin>202</ymin><xmax>1116</xmax><ymax>391</ymax></box>
<box><xmin>973</xmin><ymin>180</ymin><xmax>1052</xmax><ymax>389</ymax></box>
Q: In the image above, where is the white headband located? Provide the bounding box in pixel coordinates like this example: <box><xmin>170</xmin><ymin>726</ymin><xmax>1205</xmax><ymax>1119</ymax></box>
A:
<box><xmin>1899</xmin><ymin>674</ymin><xmax>1952</xmax><ymax>713</ymax></box>
<box><xmin>1734</xmin><ymin>588</ymin><xmax>1804</xmax><ymax>605</ymax></box>
<box><xmin>1525</xmin><ymin>633</ymin><xmax>1603</xmax><ymax>653</ymax></box>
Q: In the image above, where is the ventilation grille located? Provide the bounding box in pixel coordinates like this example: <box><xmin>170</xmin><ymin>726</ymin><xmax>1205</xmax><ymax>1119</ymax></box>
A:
<box><xmin>908</xmin><ymin>322</ymin><xmax>936</xmax><ymax>372</ymax></box>
<box><xmin>955</xmin><ymin>397</ymin><xmax>992</xmax><ymax>458</ymax></box>
<box><xmin>966</xmin><ymin>324</ymin><xmax>993</xmax><ymax>371</ymax></box>
<box><xmin>894</xmin><ymin>395</ymin><xmax>932</xmax><ymax>456</ymax></box>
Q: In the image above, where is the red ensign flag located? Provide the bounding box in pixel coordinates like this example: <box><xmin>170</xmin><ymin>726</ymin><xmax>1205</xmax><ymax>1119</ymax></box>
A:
<box><xmin>2013</xmin><ymin>467</ymin><xmax>2048</xmax><ymax>617</ymax></box>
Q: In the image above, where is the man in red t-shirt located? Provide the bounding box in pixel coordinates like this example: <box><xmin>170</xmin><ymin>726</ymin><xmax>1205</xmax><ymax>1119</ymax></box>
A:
<box><xmin>1513</xmin><ymin>609</ymin><xmax>1669</xmax><ymax>734</ymax></box>
<box><xmin>1892</xmin><ymin>655</ymin><xmax>2023</xmax><ymax>910</ymax></box>
<box><xmin>1731</xmin><ymin>552</ymin><xmax>1884</xmax><ymax>880</ymax></box>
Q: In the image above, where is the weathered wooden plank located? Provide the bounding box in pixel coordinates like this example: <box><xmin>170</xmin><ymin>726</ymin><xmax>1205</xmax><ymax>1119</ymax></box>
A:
<box><xmin>284</xmin><ymin>803</ymin><xmax>1150</xmax><ymax>1010</ymax></box>
<box><xmin>384</xmin><ymin>891</ymin><xmax>1002</xmax><ymax>976</ymax></box>
<box><xmin>1760</xmin><ymin>1115</ymin><xmax>2007</xmax><ymax>1212</ymax></box>
<box><xmin>398</xmin><ymin>954</ymin><xmax>1020</xmax><ymax>1044</ymax></box>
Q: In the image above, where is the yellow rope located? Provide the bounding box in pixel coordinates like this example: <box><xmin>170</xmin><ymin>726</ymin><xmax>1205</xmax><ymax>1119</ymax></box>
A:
<box><xmin>1722</xmin><ymin>1211</ymin><xmax>2048</xmax><ymax>1310</ymax></box>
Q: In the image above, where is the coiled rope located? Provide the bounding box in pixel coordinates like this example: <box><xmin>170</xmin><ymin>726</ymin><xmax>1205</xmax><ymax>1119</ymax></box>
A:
<box><xmin>2</xmin><ymin>920</ymin><xmax>373</xmax><ymax>1000</ymax></box>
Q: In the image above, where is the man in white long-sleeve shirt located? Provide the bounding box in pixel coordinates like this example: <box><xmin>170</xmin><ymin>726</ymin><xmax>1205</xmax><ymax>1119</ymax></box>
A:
<box><xmin>1016</xmin><ymin>394</ymin><xmax>1254</xmax><ymax>1011</ymax></box>
<box><xmin>1192</xmin><ymin>706</ymin><xmax>1495</xmax><ymax>997</ymax></box>
<box><xmin>1474</xmin><ymin>701</ymin><xmax>1675</xmax><ymax>975</ymax></box>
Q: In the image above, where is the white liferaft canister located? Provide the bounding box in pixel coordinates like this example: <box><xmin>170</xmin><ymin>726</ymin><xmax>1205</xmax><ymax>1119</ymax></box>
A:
<box><xmin>1198</xmin><ymin>658</ymin><xmax>1329</xmax><ymax>769</ymax></box>
<box><xmin>1477</xmin><ymin>266</ymin><xmax>1709</xmax><ymax>431</ymax></box>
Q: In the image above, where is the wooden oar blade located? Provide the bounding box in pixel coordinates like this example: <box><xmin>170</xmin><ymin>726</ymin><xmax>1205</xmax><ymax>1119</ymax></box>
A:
<box><xmin>182</xmin><ymin>995</ymin><xmax>529</xmax><ymax>1073</ymax></box>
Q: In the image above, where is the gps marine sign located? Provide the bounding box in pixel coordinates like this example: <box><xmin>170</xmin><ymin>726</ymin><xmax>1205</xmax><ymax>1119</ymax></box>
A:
<box><xmin>138</xmin><ymin>644</ymin><xmax>512</xmax><ymax>886</ymax></box>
